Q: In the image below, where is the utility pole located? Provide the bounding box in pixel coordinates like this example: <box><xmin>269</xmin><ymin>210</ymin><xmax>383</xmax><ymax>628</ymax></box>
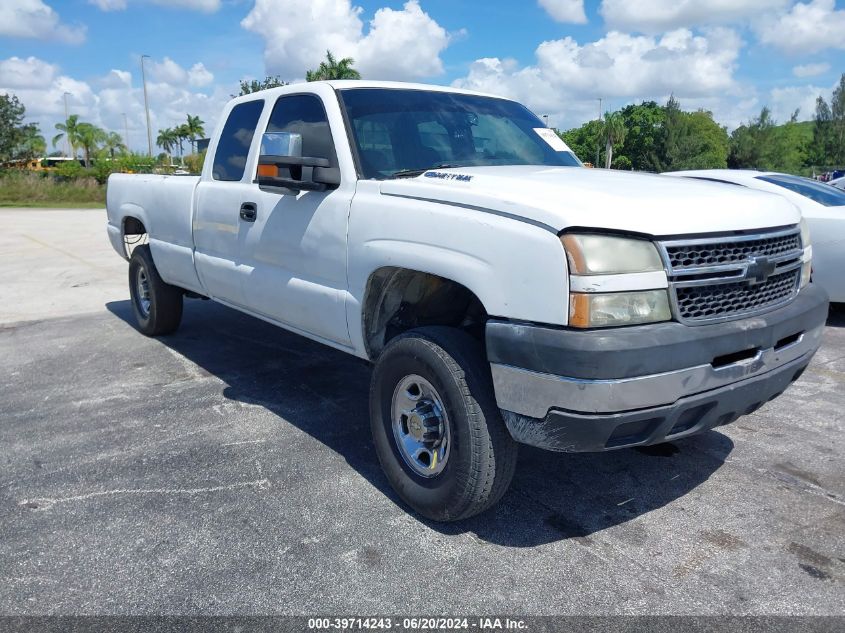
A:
<box><xmin>63</xmin><ymin>91</ymin><xmax>71</xmax><ymax>157</ymax></box>
<box><xmin>141</xmin><ymin>55</ymin><xmax>153</xmax><ymax>156</ymax></box>
<box><xmin>595</xmin><ymin>97</ymin><xmax>603</xmax><ymax>167</ymax></box>
<box><xmin>122</xmin><ymin>113</ymin><xmax>129</xmax><ymax>150</ymax></box>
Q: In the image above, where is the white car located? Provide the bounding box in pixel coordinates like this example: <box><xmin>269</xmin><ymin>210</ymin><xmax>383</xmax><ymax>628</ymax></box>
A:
<box><xmin>106</xmin><ymin>83</ymin><xmax>828</xmax><ymax>520</ymax></box>
<box><xmin>829</xmin><ymin>176</ymin><xmax>845</xmax><ymax>191</ymax></box>
<box><xmin>665</xmin><ymin>169</ymin><xmax>845</xmax><ymax>303</ymax></box>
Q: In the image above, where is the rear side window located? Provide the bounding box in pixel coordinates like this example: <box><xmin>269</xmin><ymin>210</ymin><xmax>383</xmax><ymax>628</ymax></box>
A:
<box><xmin>212</xmin><ymin>100</ymin><xmax>264</xmax><ymax>181</ymax></box>
<box><xmin>266</xmin><ymin>94</ymin><xmax>338</xmax><ymax>167</ymax></box>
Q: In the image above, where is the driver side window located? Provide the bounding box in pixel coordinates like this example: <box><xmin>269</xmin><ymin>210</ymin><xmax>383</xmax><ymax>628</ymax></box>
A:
<box><xmin>266</xmin><ymin>94</ymin><xmax>338</xmax><ymax>168</ymax></box>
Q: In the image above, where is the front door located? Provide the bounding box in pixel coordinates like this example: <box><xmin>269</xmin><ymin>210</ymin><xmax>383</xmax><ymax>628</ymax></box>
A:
<box><xmin>238</xmin><ymin>93</ymin><xmax>353</xmax><ymax>347</ymax></box>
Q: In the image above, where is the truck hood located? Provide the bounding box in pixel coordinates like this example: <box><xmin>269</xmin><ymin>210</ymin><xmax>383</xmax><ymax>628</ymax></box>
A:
<box><xmin>379</xmin><ymin>165</ymin><xmax>801</xmax><ymax>236</ymax></box>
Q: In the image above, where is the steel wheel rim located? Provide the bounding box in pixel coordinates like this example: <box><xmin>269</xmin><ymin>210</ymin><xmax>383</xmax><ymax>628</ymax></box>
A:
<box><xmin>391</xmin><ymin>374</ymin><xmax>451</xmax><ymax>478</ymax></box>
<box><xmin>135</xmin><ymin>266</ymin><xmax>151</xmax><ymax>318</ymax></box>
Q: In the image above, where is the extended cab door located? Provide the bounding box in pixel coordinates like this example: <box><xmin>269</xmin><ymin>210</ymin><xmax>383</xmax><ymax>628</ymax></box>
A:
<box><xmin>238</xmin><ymin>92</ymin><xmax>354</xmax><ymax>347</ymax></box>
<box><xmin>193</xmin><ymin>99</ymin><xmax>266</xmax><ymax>307</ymax></box>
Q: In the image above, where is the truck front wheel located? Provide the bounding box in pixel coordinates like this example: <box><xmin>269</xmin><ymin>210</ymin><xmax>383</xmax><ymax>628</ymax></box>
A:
<box><xmin>128</xmin><ymin>244</ymin><xmax>183</xmax><ymax>336</ymax></box>
<box><xmin>369</xmin><ymin>327</ymin><xmax>518</xmax><ymax>521</ymax></box>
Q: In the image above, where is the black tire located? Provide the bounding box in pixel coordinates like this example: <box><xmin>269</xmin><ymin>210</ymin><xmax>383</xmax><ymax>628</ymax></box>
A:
<box><xmin>370</xmin><ymin>326</ymin><xmax>518</xmax><ymax>521</ymax></box>
<box><xmin>128</xmin><ymin>244</ymin><xmax>183</xmax><ymax>336</ymax></box>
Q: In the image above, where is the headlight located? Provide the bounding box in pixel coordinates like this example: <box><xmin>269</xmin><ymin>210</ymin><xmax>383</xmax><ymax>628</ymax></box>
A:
<box><xmin>560</xmin><ymin>234</ymin><xmax>664</xmax><ymax>275</ymax></box>
<box><xmin>799</xmin><ymin>219</ymin><xmax>812</xmax><ymax>288</ymax></box>
<box><xmin>799</xmin><ymin>218</ymin><xmax>811</xmax><ymax>248</ymax></box>
<box><xmin>561</xmin><ymin>233</ymin><xmax>671</xmax><ymax>328</ymax></box>
<box><xmin>570</xmin><ymin>290</ymin><xmax>672</xmax><ymax>328</ymax></box>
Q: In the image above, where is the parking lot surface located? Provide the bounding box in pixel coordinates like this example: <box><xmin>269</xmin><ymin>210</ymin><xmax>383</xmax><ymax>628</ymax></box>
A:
<box><xmin>0</xmin><ymin>208</ymin><xmax>843</xmax><ymax>615</ymax></box>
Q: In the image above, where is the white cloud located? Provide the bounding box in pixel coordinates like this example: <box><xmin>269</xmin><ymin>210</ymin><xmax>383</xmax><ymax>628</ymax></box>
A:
<box><xmin>0</xmin><ymin>56</ymin><xmax>59</xmax><ymax>89</ymax></box>
<box><xmin>600</xmin><ymin>0</ymin><xmax>787</xmax><ymax>33</ymax></box>
<box><xmin>756</xmin><ymin>0</ymin><xmax>845</xmax><ymax>54</ymax></box>
<box><xmin>793</xmin><ymin>62</ymin><xmax>830</xmax><ymax>78</ymax></box>
<box><xmin>148</xmin><ymin>57</ymin><xmax>214</xmax><ymax>88</ymax></box>
<box><xmin>89</xmin><ymin>0</ymin><xmax>220</xmax><ymax>11</ymax></box>
<box><xmin>453</xmin><ymin>28</ymin><xmax>744</xmax><ymax>127</ymax></box>
<box><xmin>538</xmin><ymin>0</ymin><xmax>587</xmax><ymax>24</ymax></box>
<box><xmin>188</xmin><ymin>63</ymin><xmax>214</xmax><ymax>87</ymax></box>
<box><xmin>767</xmin><ymin>84</ymin><xmax>827</xmax><ymax>122</ymax></box>
<box><xmin>149</xmin><ymin>57</ymin><xmax>188</xmax><ymax>84</ymax></box>
<box><xmin>241</xmin><ymin>0</ymin><xmax>452</xmax><ymax>80</ymax></box>
<box><xmin>0</xmin><ymin>55</ymin><xmax>228</xmax><ymax>155</ymax></box>
<box><xmin>88</xmin><ymin>0</ymin><xmax>127</xmax><ymax>10</ymax></box>
<box><xmin>0</xmin><ymin>0</ymin><xmax>86</xmax><ymax>44</ymax></box>
<box><xmin>151</xmin><ymin>0</ymin><xmax>220</xmax><ymax>10</ymax></box>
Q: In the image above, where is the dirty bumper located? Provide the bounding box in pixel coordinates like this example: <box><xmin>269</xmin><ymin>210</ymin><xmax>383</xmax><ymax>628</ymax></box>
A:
<box><xmin>486</xmin><ymin>284</ymin><xmax>829</xmax><ymax>452</ymax></box>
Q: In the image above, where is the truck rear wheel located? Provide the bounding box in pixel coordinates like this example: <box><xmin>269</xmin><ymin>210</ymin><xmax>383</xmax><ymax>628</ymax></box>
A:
<box><xmin>128</xmin><ymin>244</ymin><xmax>183</xmax><ymax>336</ymax></box>
<box><xmin>369</xmin><ymin>326</ymin><xmax>517</xmax><ymax>521</ymax></box>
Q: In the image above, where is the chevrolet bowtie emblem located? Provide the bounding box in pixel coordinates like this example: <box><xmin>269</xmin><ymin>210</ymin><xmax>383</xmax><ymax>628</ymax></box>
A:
<box><xmin>745</xmin><ymin>256</ymin><xmax>777</xmax><ymax>285</ymax></box>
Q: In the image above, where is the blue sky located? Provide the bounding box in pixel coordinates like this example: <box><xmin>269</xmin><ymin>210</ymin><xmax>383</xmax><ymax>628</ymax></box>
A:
<box><xmin>1</xmin><ymin>0</ymin><xmax>844</xmax><ymax>152</ymax></box>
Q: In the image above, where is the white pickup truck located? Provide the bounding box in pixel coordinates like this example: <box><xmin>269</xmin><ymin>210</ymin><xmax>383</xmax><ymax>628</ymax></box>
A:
<box><xmin>107</xmin><ymin>81</ymin><xmax>828</xmax><ymax>521</ymax></box>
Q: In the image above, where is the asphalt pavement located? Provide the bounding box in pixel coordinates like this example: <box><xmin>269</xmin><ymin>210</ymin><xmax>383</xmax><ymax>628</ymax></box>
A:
<box><xmin>0</xmin><ymin>208</ymin><xmax>843</xmax><ymax>615</ymax></box>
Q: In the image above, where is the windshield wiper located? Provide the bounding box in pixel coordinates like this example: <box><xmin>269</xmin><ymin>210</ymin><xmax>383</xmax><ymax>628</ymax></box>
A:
<box><xmin>389</xmin><ymin>164</ymin><xmax>461</xmax><ymax>179</ymax></box>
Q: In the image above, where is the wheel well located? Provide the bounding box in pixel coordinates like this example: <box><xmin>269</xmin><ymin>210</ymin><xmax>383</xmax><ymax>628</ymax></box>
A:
<box><xmin>363</xmin><ymin>267</ymin><xmax>488</xmax><ymax>359</ymax></box>
<box><xmin>122</xmin><ymin>216</ymin><xmax>148</xmax><ymax>258</ymax></box>
<box><xmin>123</xmin><ymin>216</ymin><xmax>146</xmax><ymax>235</ymax></box>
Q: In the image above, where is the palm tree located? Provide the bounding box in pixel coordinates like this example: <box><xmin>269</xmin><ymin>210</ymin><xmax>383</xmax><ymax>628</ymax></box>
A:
<box><xmin>17</xmin><ymin>123</ymin><xmax>46</xmax><ymax>160</ymax></box>
<box><xmin>76</xmin><ymin>123</ymin><xmax>106</xmax><ymax>168</ymax></box>
<box><xmin>184</xmin><ymin>114</ymin><xmax>205</xmax><ymax>153</ymax></box>
<box><xmin>174</xmin><ymin>123</ymin><xmax>189</xmax><ymax>160</ymax></box>
<box><xmin>306</xmin><ymin>50</ymin><xmax>361</xmax><ymax>81</ymax></box>
<box><xmin>602</xmin><ymin>111</ymin><xmax>627</xmax><ymax>169</ymax></box>
<box><xmin>156</xmin><ymin>127</ymin><xmax>177</xmax><ymax>162</ymax></box>
<box><xmin>53</xmin><ymin>114</ymin><xmax>82</xmax><ymax>158</ymax></box>
<box><xmin>103</xmin><ymin>132</ymin><xmax>127</xmax><ymax>159</ymax></box>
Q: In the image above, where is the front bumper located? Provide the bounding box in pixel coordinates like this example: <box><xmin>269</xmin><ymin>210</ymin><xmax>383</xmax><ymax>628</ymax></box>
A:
<box><xmin>487</xmin><ymin>284</ymin><xmax>829</xmax><ymax>452</ymax></box>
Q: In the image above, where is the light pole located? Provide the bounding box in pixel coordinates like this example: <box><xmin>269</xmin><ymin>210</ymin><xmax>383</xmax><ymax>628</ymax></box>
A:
<box><xmin>63</xmin><ymin>91</ymin><xmax>71</xmax><ymax>157</ymax></box>
<box><xmin>122</xmin><ymin>112</ymin><xmax>129</xmax><ymax>150</ymax></box>
<box><xmin>140</xmin><ymin>55</ymin><xmax>153</xmax><ymax>156</ymax></box>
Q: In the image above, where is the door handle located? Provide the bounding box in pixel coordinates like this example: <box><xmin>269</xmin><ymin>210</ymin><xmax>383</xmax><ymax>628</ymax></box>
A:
<box><xmin>239</xmin><ymin>202</ymin><xmax>257</xmax><ymax>222</ymax></box>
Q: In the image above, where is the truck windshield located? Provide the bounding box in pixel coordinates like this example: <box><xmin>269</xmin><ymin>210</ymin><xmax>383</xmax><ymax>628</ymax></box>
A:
<box><xmin>339</xmin><ymin>88</ymin><xmax>582</xmax><ymax>179</ymax></box>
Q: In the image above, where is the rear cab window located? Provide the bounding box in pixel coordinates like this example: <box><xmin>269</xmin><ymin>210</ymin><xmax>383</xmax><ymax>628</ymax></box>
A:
<box><xmin>212</xmin><ymin>100</ymin><xmax>265</xmax><ymax>181</ymax></box>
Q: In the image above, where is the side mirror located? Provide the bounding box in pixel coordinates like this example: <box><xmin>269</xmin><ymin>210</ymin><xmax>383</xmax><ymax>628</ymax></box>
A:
<box><xmin>255</xmin><ymin>132</ymin><xmax>340</xmax><ymax>194</ymax></box>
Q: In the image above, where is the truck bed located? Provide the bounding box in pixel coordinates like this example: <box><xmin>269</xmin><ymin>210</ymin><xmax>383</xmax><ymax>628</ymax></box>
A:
<box><xmin>106</xmin><ymin>173</ymin><xmax>204</xmax><ymax>293</ymax></box>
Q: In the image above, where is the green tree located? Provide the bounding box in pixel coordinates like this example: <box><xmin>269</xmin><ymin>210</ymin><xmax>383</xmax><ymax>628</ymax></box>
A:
<box><xmin>174</xmin><ymin>123</ymin><xmax>189</xmax><ymax>159</ymax></box>
<box><xmin>618</xmin><ymin>101</ymin><xmax>665</xmax><ymax>171</ymax></box>
<box><xmin>306</xmin><ymin>50</ymin><xmax>361</xmax><ymax>81</ymax></box>
<box><xmin>809</xmin><ymin>95</ymin><xmax>834</xmax><ymax>168</ymax></box>
<box><xmin>831</xmin><ymin>73</ymin><xmax>845</xmax><ymax>163</ymax></box>
<box><xmin>655</xmin><ymin>97</ymin><xmax>728</xmax><ymax>171</ymax></box>
<box><xmin>184</xmin><ymin>114</ymin><xmax>205</xmax><ymax>153</ymax></box>
<box><xmin>730</xmin><ymin>107</ymin><xmax>812</xmax><ymax>173</ymax></box>
<box><xmin>102</xmin><ymin>131</ymin><xmax>127</xmax><ymax>159</ymax></box>
<box><xmin>156</xmin><ymin>127</ymin><xmax>177</xmax><ymax>161</ymax></box>
<box><xmin>16</xmin><ymin>123</ymin><xmax>46</xmax><ymax>160</ymax></box>
<box><xmin>53</xmin><ymin>114</ymin><xmax>83</xmax><ymax>158</ymax></box>
<box><xmin>559</xmin><ymin>119</ymin><xmax>603</xmax><ymax>166</ymax></box>
<box><xmin>0</xmin><ymin>93</ymin><xmax>26</xmax><ymax>162</ymax></box>
<box><xmin>602</xmin><ymin>111</ymin><xmax>627</xmax><ymax>169</ymax></box>
<box><xmin>235</xmin><ymin>76</ymin><xmax>288</xmax><ymax>96</ymax></box>
<box><xmin>76</xmin><ymin>122</ymin><xmax>106</xmax><ymax>168</ymax></box>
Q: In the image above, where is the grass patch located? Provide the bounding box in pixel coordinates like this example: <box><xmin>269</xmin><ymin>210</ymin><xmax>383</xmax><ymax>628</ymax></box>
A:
<box><xmin>0</xmin><ymin>172</ymin><xmax>106</xmax><ymax>208</ymax></box>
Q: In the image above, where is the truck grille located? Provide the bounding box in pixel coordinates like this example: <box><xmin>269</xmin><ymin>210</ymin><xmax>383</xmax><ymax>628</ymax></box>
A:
<box><xmin>658</xmin><ymin>227</ymin><xmax>803</xmax><ymax>325</ymax></box>
<box><xmin>665</xmin><ymin>233</ymin><xmax>801</xmax><ymax>269</ymax></box>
